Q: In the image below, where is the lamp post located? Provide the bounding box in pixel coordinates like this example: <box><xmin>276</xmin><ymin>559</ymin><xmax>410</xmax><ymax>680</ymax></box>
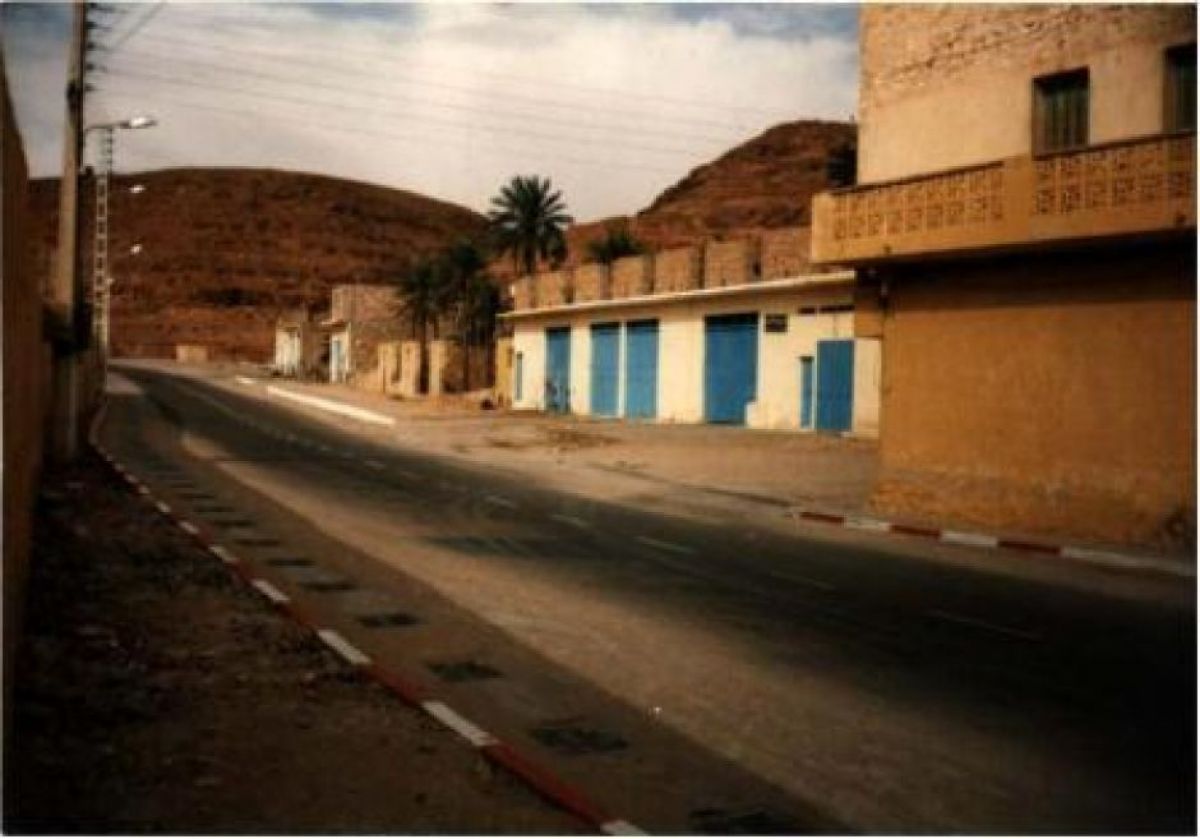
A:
<box><xmin>85</xmin><ymin>115</ymin><xmax>156</xmax><ymax>358</ymax></box>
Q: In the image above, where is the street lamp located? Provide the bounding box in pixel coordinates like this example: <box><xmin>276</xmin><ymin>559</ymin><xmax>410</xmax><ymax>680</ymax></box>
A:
<box><xmin>85</xmin><ymin>114</ymin><xmax>156</xmax><ymax>359</ymax></box>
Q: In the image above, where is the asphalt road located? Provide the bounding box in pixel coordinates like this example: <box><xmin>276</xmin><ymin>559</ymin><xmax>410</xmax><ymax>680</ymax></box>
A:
<box><xmin>105</xmin><ymin>363</ymin><xmax>1195</xmax><ymax>834</ymax></box>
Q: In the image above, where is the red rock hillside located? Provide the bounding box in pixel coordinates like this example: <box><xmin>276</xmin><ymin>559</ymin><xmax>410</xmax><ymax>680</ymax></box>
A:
<box><xmin>30</xmin><ymin>168</ymin><xmax>486</xmax><ymax>361</ymax></box>
<box><xmin>560</xmin><ymin>119</ymin><xmax>856</xmax><ymax>267</ymax></box>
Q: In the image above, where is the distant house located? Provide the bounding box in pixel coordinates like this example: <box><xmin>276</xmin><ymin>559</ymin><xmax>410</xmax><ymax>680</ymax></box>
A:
<box><xmin>321</xmin><ymin>284</ymin><xmax>406</xmax><ymax>386</ymax></box>
<box><xmin>809</xmin><ymin>5</ymin><xmax>1196</xmax><ymax>546</ymax></box>
<box><xmin>273</xmin><ymin>308</ymin><xmax>326</xmax><ymax>378</ymax></box>
<box><xmin>501</xmin><ymin>228</ymin><xmax>881</xmax><ymax>437</ymax></box>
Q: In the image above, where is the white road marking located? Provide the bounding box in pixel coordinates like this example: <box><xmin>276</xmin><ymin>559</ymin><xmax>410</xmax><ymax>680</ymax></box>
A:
<box><xmin>208</xmin><ymin>545</ymin><xmax>240</xmax><ymax>565</ymax></box>
<box><xmin>484</xmin><ymin>494</ymin><xmax>518</xmax><ymax>510</ymax></box>
<box><xmin>234</xmin><ymin>375</ymin><xmax>257</xmax><ymax>387</ymax></box>
<box><xmin>179</xmin><ymin>521</ymin><xmax>200</xmax><ymax>536</ymax></box>
<box><xmin>136</xmin><ymin>485</ymin><xmax>150</xmax><ymax>495</ymax></box>
<box><xmin>940</xmin><ymin>530</ymin><xmax>1000</xmax><ymax>549</ymax></box>
<box><xmin>364</xmin><ymin>459</ymin><xmax>385</xmax><ymax>470</ymax></box>
<box><xmin>420</xmin><ymin>700</ymin><xmax>498</xmax><ymax>748</ymax></box>
<box><xmin>926</xmin><ymin>608</ymin><xmax>1041</xmax><ymax>642</ymax></box>
<box><xmin>396</xmin><ymin>469</ymin><xmax>419</xmax><ymax>480</ymax></box>
<box><xmin>550</xmin><ymin>513</ymin><xmax>591</xmax><ymax>529</ymax></box>
<box><xmin>317</xmin><ymin>629</ymin><xmax>372</xmax><ymax>667</ymax></box>
<box><xmin>844</xmin><ymin>516</ymin><xmax>892</xmax><ymax>533</ymax></box>
<box><xmin>251</xmin><ymin>578</ymin><xmax>291</xmax><ymax>605</ymax></box>
<box><xmin>265</xmin><ymin>385</ymin><xmax>396</xmax><ymax>427</ymax></box>
<box><xmin>154</xmin><ymin>500</ymin><xmax>172</xmax><ymax>515</ymax></box>
<box><xmin>602</xmin><ymin>820</ymin><xmax>647</xmax><ymax>836</ymax></box>
<box><xmin>636</xmin><ymin>536</ymin><xmax>696</xmax><ymax>555</ymax></box>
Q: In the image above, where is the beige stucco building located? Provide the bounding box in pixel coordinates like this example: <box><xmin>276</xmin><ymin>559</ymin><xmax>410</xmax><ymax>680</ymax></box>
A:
<box><xmin>503</xmin><ymin>229</ymin><xmax>881</xmax><ymax>437</ymax></box>
<box><xmin>811</xmin><ymin>4</ymin><xmax>1196</xmax><ymax>548</ymax></box>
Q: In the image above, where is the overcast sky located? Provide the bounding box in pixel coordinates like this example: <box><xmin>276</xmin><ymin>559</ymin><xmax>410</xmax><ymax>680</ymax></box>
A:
<box><xmin>3</xmin><ymin>2</ymin><xmax>858</xmax><ymax>221</ymax></box>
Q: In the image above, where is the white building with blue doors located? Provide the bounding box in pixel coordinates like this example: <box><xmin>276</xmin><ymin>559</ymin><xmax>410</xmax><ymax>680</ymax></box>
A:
<box><xmin>503</xmin><ymin>259</ymin><xmax>881</xmax><ymax>437</ymax></box>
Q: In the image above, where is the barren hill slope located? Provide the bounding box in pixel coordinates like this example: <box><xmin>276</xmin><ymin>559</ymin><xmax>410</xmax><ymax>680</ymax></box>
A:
<box><xmin>563</xmin><ymin>119</ymin><xmax>855</xmax><ymax>264</ymax></box>
<box><xmin>31</xmin><ymin>168</ymin><xmax>485</xmax><ymax>361</ymax></box>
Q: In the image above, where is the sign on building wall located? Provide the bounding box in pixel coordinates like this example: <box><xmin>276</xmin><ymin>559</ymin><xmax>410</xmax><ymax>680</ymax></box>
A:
<box><xmin>764</xmin><ymin>313</ymin><xmax>789</xmax><ymax>333</ymax></box>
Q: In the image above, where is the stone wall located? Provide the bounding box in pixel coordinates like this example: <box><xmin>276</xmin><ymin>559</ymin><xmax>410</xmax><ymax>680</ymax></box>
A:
<box><xmin>760</xmin><ymin>227</ymin><xmax>813</xmax><ymax>280</ymax></box>
<box><xmin>610</xmin><ymin>254</ymin><xmax>653</xmax><ymax>298</ymax></box>
<box><xmin>573</xmin><ymin>263</ymin><xmax>610</xmax><ymax>303</ymax></box>
<box><xmin>538</xmin><ymin>270</ymin><xmax>572</xmax><ymax>307</ymax></box>
<box><xmin>860</xmin><ymin>4</ymin><xmax>1197</xmax><ymax>182</ymax></box>
<box><xmin>331</xmin><ymin>283</ymin><xmax>399</xmax><ymax>323</ymax></box>
<box><xmin>652</xmin><ymin>245</ymin><xmax>702</xmax><ymax>293</ymax></box>
<box><xmin>3</xmin><ymin>58</ymin><xmax>50</xmax><ymax>756</ymax></box>
<box><xmin>703</xmin><ymin>239</ymin><xmax>759</xmax><ymax>288</ymax></box>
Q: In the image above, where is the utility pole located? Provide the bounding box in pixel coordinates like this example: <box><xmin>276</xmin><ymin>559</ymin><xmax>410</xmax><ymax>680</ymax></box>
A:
<box><xmin>92</xmin><ymin>126</ymin><xmax>113</xmax><ymax>354</ymax></box>
<box><xmin>48</xmin><ymin>1</ymin><xmax>89</xmax><ymax>462</ymax></box>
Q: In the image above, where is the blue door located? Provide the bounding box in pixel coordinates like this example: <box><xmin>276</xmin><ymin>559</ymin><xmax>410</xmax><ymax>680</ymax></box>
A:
<box><xmin>815</xmin><ymin>339</ymin><xmax>855</xmax><ymax>432</ymax></box>
<box><xmin>545</xmin><ymin>327</ymin><xmax>571</xmax><ymax>413</ymax></box>
<box><xmin>624</xmin><ymin>319</ymin><xmax>659</xmax><ymax>419</ymax></box>
<box><xmin>590</xmin><ymin>323</ymin><xmax>619</xmax><ymax>417</ymax></box>
<box><xmin>704</xmin><ymin>313</ymin><xmax>758</xmax><ymax>424</ymax></box>
<box><xmin>799</xmin><ymin>356</ymin><xmax>814</xmax><ymax>428</ymax></box>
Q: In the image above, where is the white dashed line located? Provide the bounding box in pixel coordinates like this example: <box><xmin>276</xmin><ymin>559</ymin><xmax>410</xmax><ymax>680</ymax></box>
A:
<box><xmin>844</xmin><ymin>516</ymin><xmax>892</xmax><ymax>533</ymax></box>
<box><xmin>208</xmin><ymin>545</ymin><xmax>240</xmax><ymax>565</ymax></box>
<box><xmin>154</xmin><ymin>500</ymin><xmax>172</xmax><ymax>515</ymax></box>
<box><xmin>364</xmin><ymin>459</ymin><xmax>385</xmax><ymax>470</ymax></box>
<box><xmin>234</xmin><ymin>375</ymin><xmax>257</xmax><ymax>386</ymax></box>
<box><xmin>636</xmin><ymin>536</ymin><xmax>696</xmax><ymax>555</ymax></box>
<box><xmin>602</xmin><ymin>820</ymin><xmax>648</xmax><ymax>836</ymax></box>
<box><xmin>179</xmin><ymin>521</ymin><xmax>200</xmax><ymax>536</ymax></box>
<box><xmin>484</xmin><ymin>494</ymin><xmax>518</xmax><ymax>510</ymax></box>
<box><xmin>420</xmin><ymin>700</ymin><xmax>498</xmax><ymax>748</ymax></box>
<box><xmin>251</xmin><ymin>578</ymin><xmax>291</xmax><ymax>605</ymax></box>
<box><xmin>550</xmin><ymin>513</ymin><xmax>591</xmax><ymax>529</ymax></box>
<box><xmin>926</xmin><ymin>609</ymin><xmax>1041</xmax><ymax>642</ymax></box>
<box><xmin>396</xmin><ymin>469</ymin><xmax>419</xmax><ymax>480</ymax></box>
<box><xmin>317</xmin><ymin>629</ymin><xmax>372</xmax><ymax>666</ymax></box>
<box><xmin>941</xmin><ymin>530</ymin><xmax>1000</xmax><ymax>548</ymax></box>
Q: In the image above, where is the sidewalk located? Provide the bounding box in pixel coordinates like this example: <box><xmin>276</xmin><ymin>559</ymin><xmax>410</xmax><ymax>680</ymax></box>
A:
<box><xmin>4</xmin><ymin>455</ymin><xmax>580</xmax><ymax>833</ymax></box>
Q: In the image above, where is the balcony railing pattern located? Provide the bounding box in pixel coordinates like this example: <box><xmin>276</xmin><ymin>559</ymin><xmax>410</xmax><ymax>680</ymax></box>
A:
<box><xmin>813</xmin><ymin>133</ymin><xmax>1196</xmax><ymax>265</ymax></box>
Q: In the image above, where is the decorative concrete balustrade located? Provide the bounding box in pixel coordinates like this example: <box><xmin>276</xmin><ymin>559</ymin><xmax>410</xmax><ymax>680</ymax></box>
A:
<box><xmin>509</xmin><ymin>226</ymin><xmax>826</xmax><ymax>312</ymax></box>
<box><xmin>811</xmin><ymin>131</ymin><xmax>1196</xmax><ymax>265</ymax></box>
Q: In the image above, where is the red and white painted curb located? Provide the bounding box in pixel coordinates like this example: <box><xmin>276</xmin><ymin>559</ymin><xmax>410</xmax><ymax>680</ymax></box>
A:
<box><xmin>785</xmin><ymin>508</ymin><xmax>1193</xmax><ymax>578</ymax></box>
<box><xmin>87</xmin><ymin>404</ymin><xmax>644</xmax><ymax>836</ymax></box>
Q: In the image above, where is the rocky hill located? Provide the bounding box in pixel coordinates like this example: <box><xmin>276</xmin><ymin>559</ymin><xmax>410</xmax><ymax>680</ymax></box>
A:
<box><xmin>30</xmin><ymin>168</ymin><xmax>485</xmax><ymax>361</ymax></box>
<box><xmin>561</xmin><ymin>119</ymin><xmax>856</xmax><ymax>266</ymax></box>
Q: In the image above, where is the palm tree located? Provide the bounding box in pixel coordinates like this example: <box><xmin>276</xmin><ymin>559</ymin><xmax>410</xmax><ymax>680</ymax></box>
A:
<box><xmin>438</xmin><ymin>240</ymin><xmax>491</xmax><ymax>390</ymax></box>
<box><xmin>487</xmin><ymin>175</ymin><xmax>573</xmax><ymax>276</ymax></box>
<box><xmin>393</xmin><ymin>257</ymin><xmax>447</xmax><ymax>393</ymax></box>
<box><xmin>586</xmin><ymin>224</ymin><xmax>645</xmax><ymax>265</ymax></box>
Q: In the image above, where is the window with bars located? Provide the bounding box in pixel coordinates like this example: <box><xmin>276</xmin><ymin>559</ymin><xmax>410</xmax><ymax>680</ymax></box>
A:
<box><xmin>1033</xmin><ymin>69</ymin><xmax>1090</xmax><ymax>154</ymax></box>
<box><xmin>1165</xmin><ymin>43</ymin><xmax>1197</xmax><ymax>133</ymax></box>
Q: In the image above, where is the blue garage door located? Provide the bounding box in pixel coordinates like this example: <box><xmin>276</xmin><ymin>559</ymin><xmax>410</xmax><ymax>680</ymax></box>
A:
<box><xmin>590</xmin><ymin>323</ymin><xmax>620</xmax><ymax>417</ymax></box>
<box><xmin>625</xmin><ymin>319</ymin><xmax>659</xmax><ymax>419</ymax></box>
<box><xmin>545</xmin><ymin>327</ymin><xmax>571</xmax><ymax>413</ymax></box>
<box><xmin>815</xmin><ymin>339</ymin><xmax>855</xmax><ymax>432</ymax></box>
<box><xmin>704</xmin><ymin>313</ymin><xmax>759</xmax><ymax>424</ymax></box>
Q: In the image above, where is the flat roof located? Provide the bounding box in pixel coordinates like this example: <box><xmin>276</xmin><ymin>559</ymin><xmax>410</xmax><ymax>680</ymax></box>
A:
<box><xmin>500</xmin><ymin>271</ymin><xmax>855</xmax><ymax>321</ymax></box>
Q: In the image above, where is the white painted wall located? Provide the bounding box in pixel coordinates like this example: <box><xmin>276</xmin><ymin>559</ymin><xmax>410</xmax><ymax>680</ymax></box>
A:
<box><xmin>506</xmin><ymin>280</ymin><xmax>880</xmax><ymax>437</ymax></box>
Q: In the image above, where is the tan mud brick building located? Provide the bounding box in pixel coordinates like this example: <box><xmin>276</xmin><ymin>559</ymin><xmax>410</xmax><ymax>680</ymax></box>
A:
<box><xmin>323</xmin><ymin>284</ymin><xmax>406</xmax><ymax>385</ymax></box>
<box><xmin>811</xmin><ymin>4</ymin><xmax>1197</xmax><ymax>547</ymax></box>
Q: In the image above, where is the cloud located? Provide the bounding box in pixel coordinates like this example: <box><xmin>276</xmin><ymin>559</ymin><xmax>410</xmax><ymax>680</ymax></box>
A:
<box><xmin>3</xmin><ymin>2</ymin><xmax>857</xmax><ymax>221</ymax></box>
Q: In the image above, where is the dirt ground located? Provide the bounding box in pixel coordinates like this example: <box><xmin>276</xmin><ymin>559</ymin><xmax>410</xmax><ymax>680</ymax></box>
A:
<box><xmin>3</xmin><ymin>455</ymin><xmax>580</xmax><ymax>834</ymax></box>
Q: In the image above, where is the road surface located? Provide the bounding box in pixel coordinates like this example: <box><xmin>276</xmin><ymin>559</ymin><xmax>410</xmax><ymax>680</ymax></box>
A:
<box><xmin>101</xmin><ymin>362</ymin><xmax>1195</xmax><ymax>833</ymax></box>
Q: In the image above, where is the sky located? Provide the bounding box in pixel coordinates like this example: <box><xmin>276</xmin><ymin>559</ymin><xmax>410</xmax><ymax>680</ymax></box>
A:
<box><xmin>2</xmin><ymin>2</ymin><xmax>858</xmax><ymax>221</ymax></box>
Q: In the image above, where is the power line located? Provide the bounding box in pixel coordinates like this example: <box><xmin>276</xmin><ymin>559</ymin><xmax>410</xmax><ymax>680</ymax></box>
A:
<box><xmin>101</xmin><ymin>2</ymin><xmax>165</xmax><ymax>53</ymax></box>
<box><xmin>108</xmin><ymin>43</ymin><xmax>743</xmax><ymax>149</ymax></box>
<box><xmin>93</xmin><ymin>84</ymin><xmax>692</xmax><ymax>178</ymax></box>
<box><xmin>181</xmin><ymin>4</ymin><xmax>802</xmax><ymax>119</ymax></box>
<box><xmin>124</xmin><ymin>27</ymin><xmax>779</xmax><ymax>135</ymax></box>
<box><xmin>104</xmin><ymin>63</ymin><xmax>726</xmax><ymax>161</ymax></box>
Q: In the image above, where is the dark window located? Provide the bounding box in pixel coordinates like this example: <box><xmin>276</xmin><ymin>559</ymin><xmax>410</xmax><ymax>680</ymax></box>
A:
<box><xmin>1166</xmin><ymin>43</ymin><xmax>1197</xmax><ymax>132</ymax></box>
<box><xmin>1034</xmin><ymin>69</ymin><xmax>1089</xmax><ymax>153</ymax></box>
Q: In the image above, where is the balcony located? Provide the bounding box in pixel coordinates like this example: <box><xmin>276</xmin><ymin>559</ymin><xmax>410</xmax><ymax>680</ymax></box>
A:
<box><xmin>811</xmin><ymin>132</ymin><xmax>1196</xmax><ymax>266</ymax></box>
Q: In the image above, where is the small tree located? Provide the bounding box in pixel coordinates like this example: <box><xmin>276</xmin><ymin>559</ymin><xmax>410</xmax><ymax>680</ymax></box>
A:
<box><xmin>438</xmin><ymin>240</ymin><xmax>491</xmax><ymax>390</ymax></box>
<box><xmin>487</xmin><ymin>175</ymin><xmax>572</xmax><ymax>277</ymax></box>
<box><xmin>586</xmin><ymin>224</ymin><xmax>645</xmax><ymax>265</ymax></box>
<box><xmin>393</xmin><ymin>257</ymin><xmax>447</xmax><ymax>393</ymax></box>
